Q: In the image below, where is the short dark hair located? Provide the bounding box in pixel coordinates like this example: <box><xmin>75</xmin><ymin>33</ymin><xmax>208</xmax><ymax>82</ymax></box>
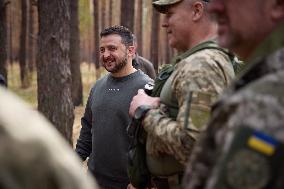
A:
<box><xmin>100</xmin><ymin>25</ymin><xmax>133</xmax><ymax>47</ymax></box>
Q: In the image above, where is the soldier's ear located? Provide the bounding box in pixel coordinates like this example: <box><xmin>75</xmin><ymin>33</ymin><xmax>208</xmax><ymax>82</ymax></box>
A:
<box><xmin>191</xmin><ymin>1</ymin><xmax>204</xmax><ymax>21</ymax></box>
<box><xmin>271</xmin><ymin>0</ymin><xmax>284</xmax><ymax>20</ymax></box>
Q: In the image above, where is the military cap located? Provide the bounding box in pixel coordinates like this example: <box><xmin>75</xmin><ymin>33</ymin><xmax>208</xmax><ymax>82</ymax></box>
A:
<box><xmin>153</xmin><ymin>0</ymin><xmax>209</xmax><ymax>14</ymax></box>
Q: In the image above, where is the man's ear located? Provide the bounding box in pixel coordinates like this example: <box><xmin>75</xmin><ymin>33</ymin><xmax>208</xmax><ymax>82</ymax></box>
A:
<box><xmin>271</xmin><ymin>0</ymin><xmax>284</xmax><ymax>20</ymax></box>
<box><xmin>127</xmin><ymin>46</ymin><xmax>135</xmax><ymax>57</ymax></box>
<box><xmin>192</xmin><ymin>1</ymin><xmax>204</xmax><ymax>21</ymax></box>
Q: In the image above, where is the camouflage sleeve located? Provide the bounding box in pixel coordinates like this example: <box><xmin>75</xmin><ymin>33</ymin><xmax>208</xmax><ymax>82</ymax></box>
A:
<box><xmin>182</xmin><ymin>119</ymin><xmax>219</xmax><ymax>189</ymax></box>
<box><xmin>143</xmin><ymin>49</ymin><xmax>235</xmax><ymax>164</ymax></box>
<box><xmin>184</xmin><ymin>72</ymin><xmax>284</xmax><ymax>189</ymax></box>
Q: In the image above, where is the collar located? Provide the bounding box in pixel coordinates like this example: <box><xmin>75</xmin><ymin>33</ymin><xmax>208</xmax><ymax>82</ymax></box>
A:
<box><xmin>172</xmin><ymin>40</ymin><xmax>217</xmax><ymax>65</ymax></box>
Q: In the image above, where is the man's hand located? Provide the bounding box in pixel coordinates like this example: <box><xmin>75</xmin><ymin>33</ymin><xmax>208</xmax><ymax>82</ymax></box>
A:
<box><xmin>129</xmin><ymin>89</ymin><xmax>160</xmax><ymax>117</ymax></box>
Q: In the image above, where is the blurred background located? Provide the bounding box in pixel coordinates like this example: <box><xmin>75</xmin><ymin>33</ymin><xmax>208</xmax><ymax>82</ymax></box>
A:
<box><xmin>0</xmin><ymin>0</ymin><xmax>175</xmax><ymax>146</ymax></box>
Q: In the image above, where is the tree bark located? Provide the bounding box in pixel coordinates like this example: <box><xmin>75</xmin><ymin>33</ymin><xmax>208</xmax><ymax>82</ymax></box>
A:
<box><xmin>8</xmin><ymin>0</ymin><xmax>13</xmax><ymax>65</ymax></box>
<box><xmin>134</xmin><ymin>0</ymin><xmax>143</xmax><ymax>55</ymax></box>
<box><xmin>0</xmin><ymin>0</ymin><xmax>7</xmax><ymax>81</ymax></box>
<box><xmin>101</xmin><ymin>0</ymin><xmax>106</xmax><ymax>30</ymax></box>
<box><xmin>120</xmin><ymin>0</ymin><xmax>134</xmax><ymax>31</ymax></box>
<box><xmin>37</xmin><ymin>0</ymin><xmax>74</xmax><ymax>145</ymax></box>
<box><xmin>109</xmin><ymin>0</ymin><xmax>112</xmax><ymax>26</ymax></box>
<box><xmin>150</xmin><ymin>7</ymin><xmax>160</xmax><ymax>72</ymax></box>
<box><xmin>93</xmin><ymin>0</ymin><xmax>100</xmax><ymax>79</ymax></box>
<box><xmin>19</xmin><ymin>0</ymin><xmax>30</xmax><ymax>88</ymax></box>
<box><xmin>70</xmin><ymin>0</ymin><xmax>83</xmax><ymax>106</ymax></box>
<box><xmin>28</xmin><ymin>0</ymin><xmax>35</xmax><ymax>73</ymax></box>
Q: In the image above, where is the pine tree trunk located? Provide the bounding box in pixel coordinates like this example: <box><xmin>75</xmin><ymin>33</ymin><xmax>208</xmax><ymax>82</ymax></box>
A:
<box><xmin>37</xmin><ymin>0</ymin><xmax>74</xmax><ymax>145</ymax></box>
<box><xmin>93</xmin><ymin>0</ymin><xmax>100</xmax><ymax>79</ymax></box>
<box><xmin>120</xmin><ymin>0</ymin><xmax>134</xmax><ymax>31</ymax></box>
<box><xmin>151</xmin><ymin>8</ymin><xmax>160</xmax><ymax>72</ymax></box>
<box><xmin>109</xmin><ymin>0</ymin><xmax>112</xmax><ymax>26</ymax></box>
<box><xmin>28</xmin><ymin>0</ymin><xmax>35</xmax><ymax>73</ymax></box>
<box><xmin>0</xmin><ymin>0</ymin><xmax>7</xmax><ymax>81</ymax></box>
<box><xmin>19</xmin><ymin>0</ymin><xmax>30</xmax><ymax>88</ymax></box>
<box><xmin>134</xmin><ymin>0</ymin><xmax>143</xmax><ymax>55</ymax></box>
<box><xmin>101</xmin><ymin>0</ymin><xmax>106</xmax><ymax>30</ymax></box>
<box><xmin>8</xmin><ymin>1</ymin><xmax>13</xmax><ymax>66</ymax></box>
<box><xmin>70</xmin><ymin>0</ymin><xmax>83</xmax><ymax>106</ymax></box>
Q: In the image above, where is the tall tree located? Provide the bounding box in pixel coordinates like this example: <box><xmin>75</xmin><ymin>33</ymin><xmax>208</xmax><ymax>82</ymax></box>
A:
<box><xmin>0</xmin><ymin>0</ymin><xmax>8</xmax><ymax>81</ymax></box>
<box><xmin>70</xmin><ymin>0</ymin><xmax>83</xmax><ymax>106</ymax></box>
<box><xmin>134</xmin><ymin>0</ymin><xmax>143</xmax><ymax>55</ymax></box>
<box><xmin>101</xmin><ymin>0</ymin><xmax>106</xmax><ymax>30</ymax></box>
<box><xmin>37</xmin><ymin>0</ymin><xmax>74</xmax><ymax>145</ymax></box>
<box><xmin>150</xmin><ymin>7</ymin><xmax>160</xmax><ymax>72</ymax></box>
<box><xmin>19</xmin><ymin>0</ymin><xmax>30</xmax><ymax>88</ymax></box>
<box><xmin>120</xmin><ymin>0</ymin><xmax>134</xmax><ymax>31</ymax></box>
<box><xmin>109</xmin><ymin>0</ymin><xmax>113</xmax><ymax>26</ymax></box>
<box><xmin>112</xmin><ymin>0</ymin><xmax>120</xmax><ymax>25</ymax></box>
<box><xmin>8</xmin><ymin>0</ymin><xmax>14</xmax><ymax>65</ymax></box>
<box><xmin>28</xmin><ymin>0</ymin><xmax>36</xmax><ymax>72</ymax></box>
<box><xmin>93</xmin><ymin>0</ymin><xmax>100</xmax><ymax>79</ymax></box>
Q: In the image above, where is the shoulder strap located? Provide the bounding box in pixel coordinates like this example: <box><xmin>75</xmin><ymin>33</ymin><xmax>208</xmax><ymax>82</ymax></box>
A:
<box><xmin>151</xmin><ymin>41</ymin><xmax>241</xmax><ymax>97</ymax></box>
<box><xmin>189</xmin><ymin>40</ymin><xmax>244</xmax><ymax>74</ymax></box>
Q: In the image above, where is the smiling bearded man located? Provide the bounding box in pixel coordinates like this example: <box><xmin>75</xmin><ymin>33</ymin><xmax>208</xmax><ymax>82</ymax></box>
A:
<box><xmin>101</xmin><ymin>36</ymin><xmax>128</xmax><ymax>74</ymax></box>
<box><xmin>75</xmin><ymin>25</ymin><xmax>152</xmax><ymax>189</ymax></box>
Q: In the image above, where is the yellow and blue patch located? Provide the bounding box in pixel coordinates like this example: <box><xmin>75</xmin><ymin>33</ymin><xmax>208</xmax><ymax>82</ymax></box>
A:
<box><xmin>247</xmin><ymin>131</ymin><xmax>278</xmax><ymax>156</ymax></box>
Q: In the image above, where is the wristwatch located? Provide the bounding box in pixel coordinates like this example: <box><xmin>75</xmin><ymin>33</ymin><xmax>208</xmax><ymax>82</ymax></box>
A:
<box><xmin>134</xmin><ymin>105</ymin><xmax>152</xmax><ymax>120</ymax></box>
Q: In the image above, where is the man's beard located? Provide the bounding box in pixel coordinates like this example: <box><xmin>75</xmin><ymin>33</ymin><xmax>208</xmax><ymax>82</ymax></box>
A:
<box><xmin>109</xmin><ymin>57</ymin><xmax>128</xmax><ymax>73</ymax></box>
<box><xmin>102</xmin><ymin>54</ymin><xmax>128</xmax><ymax>74</ymax></box>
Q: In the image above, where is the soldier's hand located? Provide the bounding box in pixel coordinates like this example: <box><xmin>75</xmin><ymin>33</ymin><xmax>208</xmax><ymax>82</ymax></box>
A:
<box><xmin>129</xmin><ymin>89</ymin><xmax>160</xmax><ymax>117</ymax></box>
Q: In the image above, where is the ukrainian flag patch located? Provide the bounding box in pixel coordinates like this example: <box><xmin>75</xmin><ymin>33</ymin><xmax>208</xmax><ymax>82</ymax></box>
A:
<box><xmin>248</xmin><ymin>131</ymin><xmax>278</xmax><ymax>156</ymax></box>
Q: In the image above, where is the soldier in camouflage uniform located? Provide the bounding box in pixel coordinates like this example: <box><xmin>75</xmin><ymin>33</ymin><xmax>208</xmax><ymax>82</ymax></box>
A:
<box><xmin>183</xmin><ymin>0</ymin><xmax>284</xmax><ymax>188</ymax></box>
<box><xmin>128</xmin><ymin>0</ymin><xmax>235</xmax><ymax>188</ymax></box>
<box><xmin>0</xmin><ymin>87</ymin><xmax>98</xmax><ymax>189</ymax></box>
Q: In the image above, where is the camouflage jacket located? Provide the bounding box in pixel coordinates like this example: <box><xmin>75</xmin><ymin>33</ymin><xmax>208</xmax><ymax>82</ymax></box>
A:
<box><xmin>183</xmin><ymin>23</ymin><xmax>284</xmax><ymax>189</ymax></box>
<box><xmin>143</xmin><ymin>41</ymin><xmax>235</xmax><ymax>166</ymax></box>
<box><xmin>0</xmin><ymin>88</ymin><xmax>98</xmax><ymax>189</ymax></box>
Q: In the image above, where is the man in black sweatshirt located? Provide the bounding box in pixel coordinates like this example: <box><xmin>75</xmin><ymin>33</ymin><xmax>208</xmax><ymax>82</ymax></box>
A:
<box><xmin>75</xmin><ymin>25</ymin><xmax>152</xmax><ymax>189</ymax></box>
